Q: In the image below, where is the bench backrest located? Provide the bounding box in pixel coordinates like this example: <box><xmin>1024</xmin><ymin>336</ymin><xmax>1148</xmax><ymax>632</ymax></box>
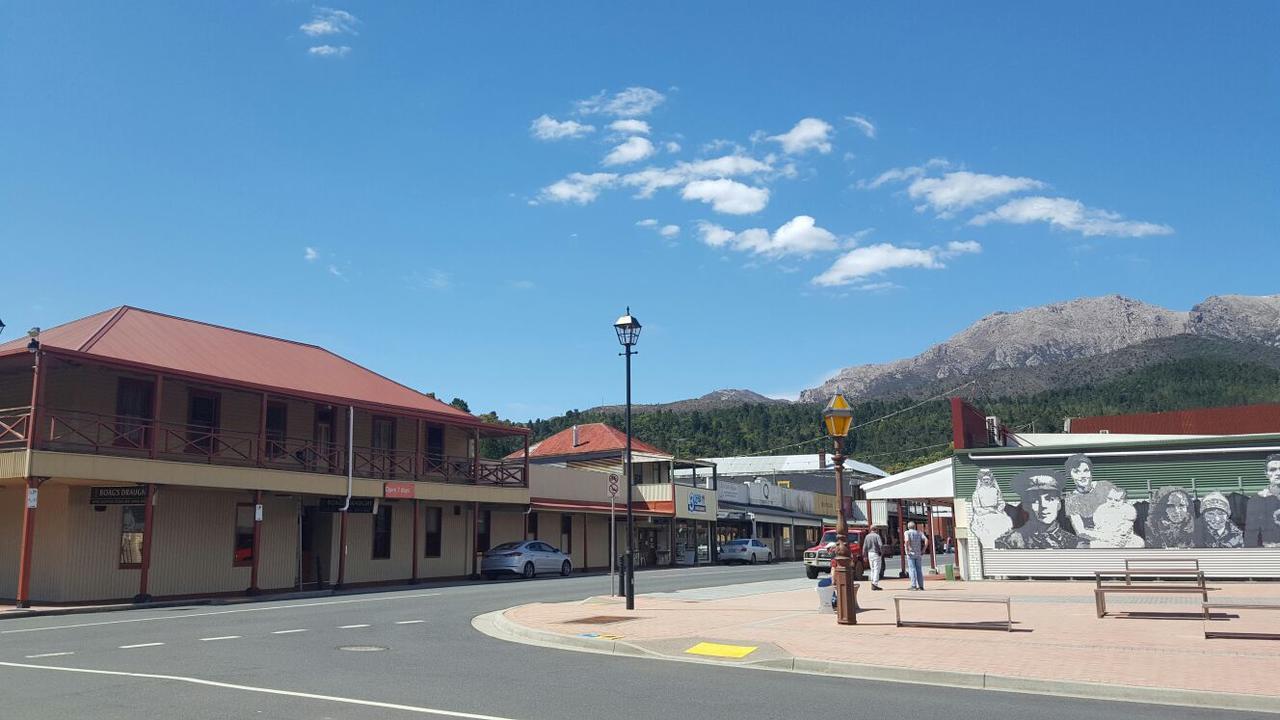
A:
<box><xmin>1124</xmin><ymin>557</ymin><xmax>1200</xmax><ymax>571</ymax></box>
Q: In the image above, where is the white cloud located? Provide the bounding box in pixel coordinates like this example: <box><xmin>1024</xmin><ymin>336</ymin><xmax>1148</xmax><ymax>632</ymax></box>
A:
<box><xmin>603</xmin><ymin>136</ymin><xmax>655</xmax><ymax>166</ymax></box>
<box><xmin>665</xmin><ymin>141</ymin><xmax>681</xmax><ymax>153</ymax></box>
<box><xmin>845</xmin><ymin>115</ymin><xmax>877</xmax><ymax>139</ymax></box>
<box><xmin>539</xmin><ymin>172</ymin><xmax>618</xmax><ymax>204</ymax></box>
<box><xmin>659</xmin><ymin>224</ymin><xmax>680</xmax><ymax>239</ymax></box>
<box><xmin>308</xmin><ymin>45</ymin><xmax>351</xmax><ymax>58</ymax></box>
<box><xmin>530</xmin><ymin>115</ymin><xmax>594</xmax><ymax>140</ymax></box>
<box><xmin>304</xmin><ymin>247</ymin><xmax>318</xmax><ymax>261</ymax></box>
<box><xmin>620</xmin><ymin>154</ymin><xmax>773</xmax><ymax>198</ymax></box>
<box><xmin>768</xmin><ymin>118</ymin><xmax>834</xmax><ymax>155</ymax></box>
<box><xmin>860</xmin><ymin>158</ymin><xmax>952</xmax><ymax>189</ymax></box>
<box><xmin>636</xmin><ymin>218</ymin><xmax>658</xmax><ymax>227</ymax></box>
<box><xmin>812</xmin><ymin>240</ymin><xmax>981</xmax><ymax>286</ymax></box>
<box><xmin>970</xmin><ymin>196</ymin><xmax>1174</xmax><ymax>237</ymax></box>
<box><xmin>577</xmin><ymin>87</ymin><xmax>666</xmax><ymax>117</ymax></box>
<box><xmin>697</xmin><ymin>215</ymin><xmax>839</xmax><ymax>258</ymax></box>
<box><xmin>681</xmin><ymin>179</ymin><xmax>770</xmax><ymax>214</ymax></box>
<box><xmin>609</xmin><ymin>119</ymin><xmax>651</xmax><ymax>135</ymax></box>
<box><xmin>510</xmin><ymin>280</ymin><xmax>536</xmax><ymax>290</ymax></box>
<box><xmin>907</xmin><ymin>171</ymin><xmax>1046</xmax><ymax>215</ymax></box>
<box><xmin>301</xmin><ymin>8</ymin><xmax>358</xmax><ymax>36</ymax></box>
<box><xmin>418</xmin><ymin>270</ymin><xmax>451</xmax><ymax>291</ymax></box>
<box><xmin>328</xmin><ymin>264</ymin><xmax>344</xmax><ymax>278</ymax></box>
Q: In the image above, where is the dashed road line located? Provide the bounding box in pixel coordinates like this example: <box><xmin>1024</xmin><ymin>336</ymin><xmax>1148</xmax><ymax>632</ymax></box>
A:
<box><xmin>1</xmin><ymin>592</ymin><xmax>443</xmax><ymax>635</ymax></box>
<box><xmin>395</xmin><ymin>620</ymin><xmax>425</xmax><ymax>625</ymax></box>
<box><xmin>271</xmin><ymin>629</ymin><xmax>307</xmax><ymax>635</ymax></box>
<box><xmin>119</xmin><ymin>642</ymin><xmax>164</xmax><ymax>649</ymax></box>
<box><xmin>200</xmin><ymin>635</ymin><xmax>242</xmax><ymax>642</ymax></box>
<box><xmin>25</xmin><ymin>652</ymin><xmax>74</xmax><ymax>658</ymax></box>
<box><xmin>338</xmin><ymin>624</ymin><xmax>371</xmax><ymax>629</ymax></box>
<box><xmin>0</xmin><ymin>661</ymin><xmax>523</xmax><ymax>719</ymax></box>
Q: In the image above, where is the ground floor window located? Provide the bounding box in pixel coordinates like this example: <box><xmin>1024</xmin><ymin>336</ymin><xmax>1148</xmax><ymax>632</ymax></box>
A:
<box><xmin>373</xmin><ymin>505</ymin><xmax>393</xmax><ymax>559</ymax></box>
<box><xmin>477</xmin><ymin>509</ymin><xmax>491</xmax><ymax>553</ymax></box>
<box><xmin>560</xmin><ymin>514</ymin><xmax>573</xmax><ymax>554</ymax></box>
<box><xmin>424</xmin><ymin>506</ymin><xmax>442</xmax><ymax>557</ymax></box>
<box><xmin>234</xmin><ymin>504</ymin><xmax>254</xmax><ymax>566</ymax></box>
<box><xmin>119</xmin><ymin>505</ymin><xmax>145</xmax><ymax>568</ymax></box>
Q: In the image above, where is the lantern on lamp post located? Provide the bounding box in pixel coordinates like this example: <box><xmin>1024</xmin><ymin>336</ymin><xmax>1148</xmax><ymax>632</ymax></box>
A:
<box><xmin>823</xmin><ymin>392</ymin><xmax>858</xmax><ymax>625</ymax></box>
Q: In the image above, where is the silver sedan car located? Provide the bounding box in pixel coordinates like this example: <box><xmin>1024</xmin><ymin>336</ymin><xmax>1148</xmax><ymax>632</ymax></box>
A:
<box><xmin>718</xmin><ymin>538</ymin><xmax>773</xmax><ymax>564</ymax></box>
<box><xmin>481</xmin><ymin>540</ymin><xmax>572</xmax><ymax>580</ymax></box>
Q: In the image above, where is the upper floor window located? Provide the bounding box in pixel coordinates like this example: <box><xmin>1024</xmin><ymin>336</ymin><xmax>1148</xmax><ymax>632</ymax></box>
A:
<box><xmin>372</xmin><ymin>417</ymin><xmax>396</xmax><ymax>450</ymax></box>
<box><xmin>265</xmin><ymin>401</ymin><xmax>287</xmax><ymax>459</ymax></box>
<box><xmin>115</xmin><ymin>378</ymin><xmax>153</xmax><ymax>450</ymax></box>
<box><xmin>187</xmin><ymin>390</ymin><xmax>220</xmax><ymax>454</ymax></box>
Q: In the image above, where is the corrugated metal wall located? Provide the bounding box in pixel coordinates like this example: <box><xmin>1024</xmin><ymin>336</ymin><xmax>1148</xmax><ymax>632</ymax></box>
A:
<box><xmin>981</xmin><ymin>547</ymin><xmax>1280</xmax><ymax>579</ymax></box>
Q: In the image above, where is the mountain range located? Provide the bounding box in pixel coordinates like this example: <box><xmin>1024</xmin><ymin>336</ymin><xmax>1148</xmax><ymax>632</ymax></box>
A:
<box><xmin>587</xmin><ymin>294</ymin><xmax>1280</xmax><ymax>413</ymax></box>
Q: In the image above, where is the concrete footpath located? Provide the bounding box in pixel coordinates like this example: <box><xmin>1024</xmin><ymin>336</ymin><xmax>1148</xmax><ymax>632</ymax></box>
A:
<box><xmin>475</xmin><ymin>575</ymin><xmax>1280</xmax><ymax>714</ymax></box>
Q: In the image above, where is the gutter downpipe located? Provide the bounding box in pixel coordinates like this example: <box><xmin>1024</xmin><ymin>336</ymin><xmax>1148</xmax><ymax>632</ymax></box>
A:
<box><xmin>336</xmin><ymin>405</ymin><xmax>353</xmax><ymax>589</ymax></box>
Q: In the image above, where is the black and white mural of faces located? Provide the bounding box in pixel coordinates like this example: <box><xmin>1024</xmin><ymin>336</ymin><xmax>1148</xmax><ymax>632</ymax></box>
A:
<box><xmin>969</xmin><ymin>468</ymin><xmax>1014</xmax><ymax>547</ymax></box>
<box><xmin>970</xmin><ymin>454</ymin><xmax>1280</xmax><ymax>550</ymax></box>
<box><xmin>1245</xmin><ymin>454</ymin><xmax>1280</xmax><ymax>547</ymax></box>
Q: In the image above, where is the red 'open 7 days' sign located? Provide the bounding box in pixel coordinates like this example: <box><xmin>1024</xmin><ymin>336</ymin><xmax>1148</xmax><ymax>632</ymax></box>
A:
<box><xmin>384</xmin><ymin>481</ymin><xmax>416</xmax><ymax>499</ymax></box>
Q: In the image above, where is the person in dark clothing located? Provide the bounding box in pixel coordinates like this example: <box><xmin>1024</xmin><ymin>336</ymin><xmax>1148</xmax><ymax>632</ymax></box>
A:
<box><xmin>1245</xmin><ymin>454</ymin><xmax>1280</xmax><ymax>548</ymax></box>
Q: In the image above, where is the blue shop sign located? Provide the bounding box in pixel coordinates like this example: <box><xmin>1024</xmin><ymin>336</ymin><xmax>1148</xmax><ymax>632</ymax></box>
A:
<box><xmin>688</xmin><ymin>493</ymin><xmax>707</xmax><ymax>513</ymax></box>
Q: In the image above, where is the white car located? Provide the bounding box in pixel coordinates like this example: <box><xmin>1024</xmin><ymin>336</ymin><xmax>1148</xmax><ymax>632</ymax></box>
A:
<box><xmin>481</xmin><ymin>541</ymin><xmax>572</xmax><ymax>579</ymax></box>
<box><xmin>719</xmin><ymin>538</ymin><xmax>773</xmax><ymax>564</ymax></box>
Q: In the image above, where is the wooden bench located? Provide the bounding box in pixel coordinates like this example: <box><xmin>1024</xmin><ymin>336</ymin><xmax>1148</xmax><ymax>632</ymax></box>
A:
<box><xmin>1203</xmin><ymin>602</ymin><xmax>1280</xmax><ymax>640</ymax></box>
<box><xmin>1094</xmin><ymin>570</ymin><xmax>1208</xmax><ymax>618</ymax></box>
<box><xmin>893</xmin><ymin>594</ymin><xmax>1012</xmax><ymax>632</ymax></box>
<box><xmin>1125</xmin><ymin>557</ymin><xmax>1200</xmax><ymax>572</ymax></box>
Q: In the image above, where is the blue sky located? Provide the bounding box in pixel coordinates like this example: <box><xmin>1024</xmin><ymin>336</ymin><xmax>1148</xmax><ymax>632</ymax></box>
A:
<box><xmin>2</xmin><ymin>3</ymin><xmax>1277</xmax><ymax>420</ymax></box>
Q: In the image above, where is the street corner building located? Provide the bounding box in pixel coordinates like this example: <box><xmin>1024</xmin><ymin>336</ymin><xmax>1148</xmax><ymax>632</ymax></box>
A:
<box><xmin>0</xmin><ymin>306</ymin><xmax>532</xmax><ymax>606</ymax></box>
<box><xmin>512</xmin><ymin>423</ymin><xmax>719</xmax><ymax>569</ymax></box>
<box><xmin>947</xmin><ymin>398</ymin><xmax>1280</xmax><ymax>580</ymax></box>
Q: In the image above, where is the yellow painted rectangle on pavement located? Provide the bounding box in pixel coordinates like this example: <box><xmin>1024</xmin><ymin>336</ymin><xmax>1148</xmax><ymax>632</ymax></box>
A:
<box><xmin>685</xmin><ymin>642</ymin><xmax>757</xmax><ymax>659</ymax></box>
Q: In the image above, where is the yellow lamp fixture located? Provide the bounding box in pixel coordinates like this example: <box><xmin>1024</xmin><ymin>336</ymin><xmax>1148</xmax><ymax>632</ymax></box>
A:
<box><xmin>823</xmin><ymin>393</ymin><xmax>853</xmax><ymax>438</ymax></box>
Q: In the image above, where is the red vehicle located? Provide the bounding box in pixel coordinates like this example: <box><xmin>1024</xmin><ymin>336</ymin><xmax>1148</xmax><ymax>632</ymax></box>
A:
<box><xmin>803</xmin><ymin>527</ymin><xmax>866</xmax><ymax>580</ymax></box>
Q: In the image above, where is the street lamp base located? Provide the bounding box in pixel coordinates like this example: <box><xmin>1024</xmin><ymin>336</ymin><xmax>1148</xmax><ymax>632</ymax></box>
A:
<box><xmin>832</xmin><ymin>560</ymin><xmax>859</xmax><ymax>625</ymax></box>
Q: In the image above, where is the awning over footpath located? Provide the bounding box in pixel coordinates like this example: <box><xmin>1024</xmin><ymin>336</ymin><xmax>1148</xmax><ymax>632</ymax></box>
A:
<box><xmin>861</xmin><ymin>458</ymin><xmax>954</xmax><ymax>501</ymax></box>
<box><xmin>529</xmin><ymin>498</ymin><xmax>671</xmax><ymax>517</ymax></box>
<box><xmin>717</xmin><ymin>501</ymin><xmax>825</xmax><ymax>527</ymax></box>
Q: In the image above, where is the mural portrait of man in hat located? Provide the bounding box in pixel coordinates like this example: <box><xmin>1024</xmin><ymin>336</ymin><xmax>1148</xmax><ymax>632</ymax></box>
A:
<box><xmin>1195</xmin><ymin>491</ymin><xmax>1243</xmax><ymax>548</ymax></box>
<box><xmin>995</xmin><ymin>470</ymin><xmax>1082</xmax><ymax>549</ymax></box>
<box><xmin>1245</xmin><ymin>454</ymin><xmax>1280</xmax><ymax>548</ymax></box>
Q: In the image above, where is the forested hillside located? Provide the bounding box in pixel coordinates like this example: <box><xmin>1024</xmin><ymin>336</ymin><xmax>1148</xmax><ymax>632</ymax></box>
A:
<box><xmin>481</xmin><ymin>356</ymin><xmax>1280</xmax><ymax>472</ymax></box>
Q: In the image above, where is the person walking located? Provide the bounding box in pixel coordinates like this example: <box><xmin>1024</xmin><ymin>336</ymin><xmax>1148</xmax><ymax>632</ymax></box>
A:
<box><xmin>904</xmin><ymin>521</ymin><xmax>928</xmax><ymax>590</ymax></box>
<box><xmin>863</xmin><ymin>525</ymin><xmax>884</xmax><ymax>591</ymax></box>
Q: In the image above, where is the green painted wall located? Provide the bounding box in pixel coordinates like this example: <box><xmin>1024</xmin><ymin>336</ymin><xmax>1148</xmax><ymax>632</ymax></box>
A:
<box><xmin>954</xmin><ymin>435</ymin><xmax>1280</xmax><ymax>502</ymax></box>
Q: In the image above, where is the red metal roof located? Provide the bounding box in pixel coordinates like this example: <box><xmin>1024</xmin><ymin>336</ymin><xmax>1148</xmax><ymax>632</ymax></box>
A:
<box><xmin>511</xmin><ymin>423</ymin><xmax>670</xmax><ymax>460</ymax></box>
<box><xmin>0</xmin><ymin>306</ymin><xmax>503</xmax><ymax>429</ymax></box>
<box><xmin>1069</xmin><ymin>403</ymin><xmax>1280</xmax><ymax>435</ymax></box>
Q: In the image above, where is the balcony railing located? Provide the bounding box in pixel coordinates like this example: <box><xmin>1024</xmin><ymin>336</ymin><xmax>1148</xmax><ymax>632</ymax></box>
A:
<box><xmin>6</xmin><ymin>407</ymin><xmax>526</xmax><ymax>487</ymax></box>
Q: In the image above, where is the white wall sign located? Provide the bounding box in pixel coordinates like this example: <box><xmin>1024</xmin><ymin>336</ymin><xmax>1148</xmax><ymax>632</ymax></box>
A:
<box><xmin>26</xmin><ymin>488</ymin><xmax>38</xmax><ymax>509</ymax></box>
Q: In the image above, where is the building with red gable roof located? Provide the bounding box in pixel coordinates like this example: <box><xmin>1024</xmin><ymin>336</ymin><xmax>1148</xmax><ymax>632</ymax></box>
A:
<box><xmin>0</xmin><ymin>306</ymin><xmax>531</xmax><ymax>605</ymax></box>
<box><xmin>508</xmin><ymin>423</ymin><xmax>719</xmax><ymax>569</ymax></box>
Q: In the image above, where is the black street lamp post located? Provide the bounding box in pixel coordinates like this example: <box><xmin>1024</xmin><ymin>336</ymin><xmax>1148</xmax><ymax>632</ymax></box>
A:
<box><xmin>613</xmin><ymin>308</ymin><xmax>641</xmax><ymax>610</ymax></box>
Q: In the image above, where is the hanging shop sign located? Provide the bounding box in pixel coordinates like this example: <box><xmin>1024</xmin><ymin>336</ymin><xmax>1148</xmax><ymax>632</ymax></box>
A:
<box><xmin>89</xmin><ymin>486</ymin><xmax>148</xmax><ymax>505</ymax></box>
<box><xmin>318</xmin><ymin>497</ymin><xmax>376</xmax><ymax>513</ymax></box>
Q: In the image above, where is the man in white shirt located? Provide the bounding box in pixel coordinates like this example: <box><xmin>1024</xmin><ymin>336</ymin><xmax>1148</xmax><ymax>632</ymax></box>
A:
<box><xmin>903</xmin><ymin>521</ymin><xmax>928</xmax><ymax>590</ymax></box>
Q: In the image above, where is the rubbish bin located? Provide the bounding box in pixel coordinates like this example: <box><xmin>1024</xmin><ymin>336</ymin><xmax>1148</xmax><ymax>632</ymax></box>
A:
<box><xmin>815</xmin><ymin>578</ymin><xmax>835</xmax><ymax>613</ymax></box>
<box><xmin>944</xmin><ymin>563</ymin><xmax>955</xmax><ymax>581</ymax></box>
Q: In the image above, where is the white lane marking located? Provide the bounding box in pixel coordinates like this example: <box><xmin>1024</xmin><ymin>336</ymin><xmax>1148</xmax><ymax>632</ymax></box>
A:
<box><xmin>395</xmin><ymin>620</ymin><xmax>425</xmax><ymax>625</ymax></box>
<box><xmin>24</xmin><ymin>652</ymin><xmax>74</xmax><ymax>658</ymax></box>
<box><xmin>338</xmin><ymin>624</ymin><xmax>370</xmax><ymax>629</ymax></box>
<box><xmin>200</xmin><ymin>636</ymin><xmax>241</xmax><ymax>642</ymax></box>
<box><xmin>271</xmin><ymin>629</ymin><xmax>307</xmax><ymax>635</ymax></box>
<box><xmin>118</xmin><ymin>642</ymin><xmax>164</xmax><ymax>649</ymax></box>
<box><xmin>0</xmin><ymin>661</ymin><xmax>523</xmax><ymax>719</ymax></box>
<box><xmin>1</xmin><ymin>592</ymin><xmax>443</xmax><ymax>635</ymax></box>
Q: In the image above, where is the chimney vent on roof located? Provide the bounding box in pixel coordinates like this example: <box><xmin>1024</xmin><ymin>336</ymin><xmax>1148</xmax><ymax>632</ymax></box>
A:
<box><xmin>572</xmin><ymin>425</ymin><xmax>579</xmax><ymax>447</ymax></box>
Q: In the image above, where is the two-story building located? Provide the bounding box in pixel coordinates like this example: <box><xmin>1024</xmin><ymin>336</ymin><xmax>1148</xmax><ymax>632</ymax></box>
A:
<box><xmin>514</xmin><ymin>423</ymin><xmax>718</xmax><ymax>568</ymax></box>
<box><xmin>0</xmin><ymin>306</ymin><xmax>530</xmax><ymax>606</ymax></box>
